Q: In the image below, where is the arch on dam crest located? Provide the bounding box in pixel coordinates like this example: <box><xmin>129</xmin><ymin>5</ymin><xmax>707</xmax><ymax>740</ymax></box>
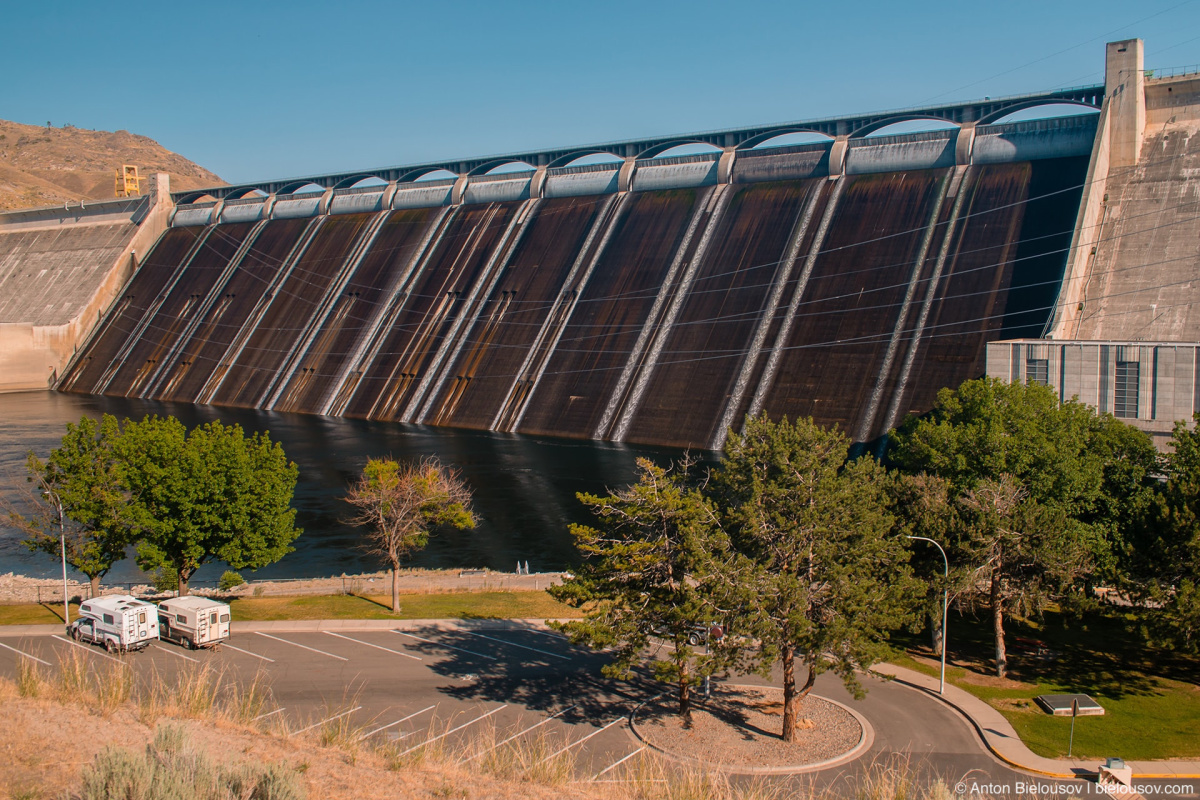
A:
<box><xmin>470</xmin><ymin>159</ymin><xmax>537</xmax><ymax>176</ymax></box>
<box><xmin>276</xmin><ymin>181</ymin><xmax>326</xmax><ymax>195</ymax></box>
<box><xmin>176</xmin><ymin>191</ymin><xmax>220</xmax><ymax>204</ymax></box>
<box><xmin>223</xmin><ymin>187</ymin><xmax>270</xmax><ymax>200</ymax></box>
<box><xmin>638</xmin><ymin>141</ymin><xmax>723</xmax><ymax>159</ymax></box>
<box><xmin>399</xmin><ymin>166</ymin><xmax>459</xmax><ymax>183</ymax></box>
<box><xmin>332</xmin><ymin>174</ymin><xmax>388</xmax><ymax>189</ymax></box>
<box><xmin>547</xmin><ymin>151</ymin><xmax>625</xmax><ymax>168</ymax></box>
<box><xmin>851</xmin><ymin>115</ymin><xmax>961</xmax><ymax>138</ymax></box>
<box><xmin>978</xmin><ymin>99</ymin><xmax>1100</xmax><ymax>125</ymax></box>
<box><xmin>739</xmin><ymin>129</ymin><xmax>835</xmax><ymax>149</ymax></box>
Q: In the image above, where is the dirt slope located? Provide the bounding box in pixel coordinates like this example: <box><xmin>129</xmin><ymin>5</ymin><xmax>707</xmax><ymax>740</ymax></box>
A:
<box><xmin>0</xmin><ymin>118</ymin><xmax>224</xmax><ymax>211</ymax></box>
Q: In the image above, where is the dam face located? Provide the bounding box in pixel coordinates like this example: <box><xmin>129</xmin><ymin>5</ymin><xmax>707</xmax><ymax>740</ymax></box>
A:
<box><xmin>59</xmin><ymin>122</ymin><xmax>1091</xmax><ymax>450</ymax></box>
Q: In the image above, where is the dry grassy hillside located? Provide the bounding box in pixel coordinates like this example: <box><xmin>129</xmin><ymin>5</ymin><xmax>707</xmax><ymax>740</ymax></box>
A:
<box><xmin>0</xmin><ymin>118</ymin><xmax>224</xmax><ymax>211</ymax></box>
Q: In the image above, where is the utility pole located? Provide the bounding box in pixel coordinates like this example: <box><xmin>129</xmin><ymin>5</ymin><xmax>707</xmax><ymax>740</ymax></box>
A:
<box><xmin>42</xmin><ymin>487</ymin><xmax>70</xmax><ymax>625</ymax></box>
<box><xmin>906</xmin><ymin>535</ymin><xmax>948</xmax><ymax>694</ymax></box>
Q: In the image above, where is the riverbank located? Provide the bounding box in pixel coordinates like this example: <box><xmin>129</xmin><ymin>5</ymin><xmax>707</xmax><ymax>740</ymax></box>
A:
<box><xmin>0</xmin><ymin>568</ymin><xmax>567</xmax><ymax>605</ymax></box>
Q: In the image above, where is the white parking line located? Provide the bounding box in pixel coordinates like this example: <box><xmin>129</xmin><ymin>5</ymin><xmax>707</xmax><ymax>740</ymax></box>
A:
<box><xmin>252</xmin><ymin>707</ymin><xmax>285</xmax><ymax>722</ymax></box>
<box><xmin>51</xmin><ymin>635</ymin><xmax>126</xmax><ymax>665</ymax></box>
<box><xmin>592</xmin><ymin>746</ymin><xmax>645</xmax><ymax>780</ymax></box>
<box><xmin>152</xmin><ymin>644</ymin><xmax>200</xmax><ymax>663</ymax></box>
<box><xmin>358</xmin><ymin>704</ymin><xmax>437</xmax><ymax>740</ymax></box>
<box><xmin>461</xmin><ymin>631</ymin><xmax>571</xmax><ymax>660</ymax></box>
<box><xmin>324</xmin><ymin>631</ymin><xmax>421</xmax><ymax>660</ymax></box>
<box><xmin>293</xmin><ymin>705</ymin><xmax>363</xmax><ymax>735</ymax></box>
<box><xmin>0</xmin><ymin>641</ymin><xmax>51</xmax><ymax>666</ymax></box>
<box><xmin>538</xmin><ymin>717</ymin><xmax>624</xmax><ymax>764</ymax></box>
<box><xmin>523</xmin><ymin>628</ymin><xmax>570</xmax><ymax>641</ymax></box>
<box><xmin>391</xmin><ymin>631</ymin><xmax>497</xmax><ymax>660</ymax></box>
<box><xmin>254</xmin><ymin>632</ymin><xmax>348</xmax><ymax>661</ymax></box>
<box><xmin>222</xmin><ymin>643</ymin><xmax>275</xmax><ymax>663</ymax></box>
<box><xmin>462</xmin><ymin>704</ymin><xmax>578</xmax><ymax>762</ymax></box>
<box><xmin>398</xmin><ymin>705</ymin><xmax>509</xmax><ymax>756</ymax></box>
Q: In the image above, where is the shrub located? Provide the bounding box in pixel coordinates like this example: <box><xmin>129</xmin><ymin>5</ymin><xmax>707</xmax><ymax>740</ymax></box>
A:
<box><xmin>219</xmin><ymin>571</ymin><xmax>245</xmax><ymax>591</ymax></box>
<box><xmin>152</xmin><ymin>564</ymin><xmax>179</xmax><ymax>594</ymax></box>
<box><xmin>79</xmin><ymin>722</ymin><xmax>305</xmax><ymax>800</ymax></box>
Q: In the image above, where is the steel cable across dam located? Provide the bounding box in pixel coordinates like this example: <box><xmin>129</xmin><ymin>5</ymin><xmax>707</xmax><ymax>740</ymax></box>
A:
<box><xmin>113</xmin><ymin>142</ymin><xmax>1186</xmax><ymax>352</ymax></box>
<box><xmin>168</xmin><ymin>138</ymin><xmax>1176</xmax><ymax>312</ymax></box>
<box><xmin>69</xmin><ymin>193</ymin><xmax>1200</xmax><ymax>372</ymax></box>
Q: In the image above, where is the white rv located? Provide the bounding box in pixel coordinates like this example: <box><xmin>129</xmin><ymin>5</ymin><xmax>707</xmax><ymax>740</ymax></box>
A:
<box><xmin>157</xmin><ymin>596</ymin><xmax>231</xmax><ymax>650</ymax></box>
<box><xmin>69</xmin><ymin>595</ymin><xmax>159</xmax><ymax>653</ymax></box>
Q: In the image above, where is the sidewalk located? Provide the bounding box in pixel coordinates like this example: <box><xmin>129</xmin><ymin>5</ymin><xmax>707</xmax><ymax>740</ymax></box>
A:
<box><xmin>875</xmin><ymin>663</ymin><xmax>1200</xmax><ymax>780</ymax></box>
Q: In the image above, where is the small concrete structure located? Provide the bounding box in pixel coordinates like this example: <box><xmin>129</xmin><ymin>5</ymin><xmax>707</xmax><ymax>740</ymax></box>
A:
<box><xmin>1035</xmin><ymin>694</ymin><xmax>1105</xmax><ymax>716</ymax></box>
<box><xmin>0</xmin><ymin>174</ymin><xmax>171</xmax><ymax>391</ymax></box>
<box><xmin>987</xmin><ymin>339</ymin><xmax>1200</xmax><ymax>449</ymax></box>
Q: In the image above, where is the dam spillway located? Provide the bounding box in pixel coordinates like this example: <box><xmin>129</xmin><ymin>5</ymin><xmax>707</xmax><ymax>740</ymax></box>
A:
<box><xmin>58</xmin><ymin>118</ymin><xmax>1091</xmax><ymax>450</ymax></box>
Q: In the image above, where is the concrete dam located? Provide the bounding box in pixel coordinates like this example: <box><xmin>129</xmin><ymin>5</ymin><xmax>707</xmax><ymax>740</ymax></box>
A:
<box><xmin>56</xmin><ymin>130</ymin><xmax>1089</xmax><ymax>449</ymax></box>
<box><xmin>13</xmin><ymin>38</ymin><xmax>1195</xmax><ymax>450</ymax></box>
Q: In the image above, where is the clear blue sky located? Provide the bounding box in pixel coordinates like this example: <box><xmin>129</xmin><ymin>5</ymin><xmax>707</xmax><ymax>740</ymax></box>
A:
<box><xmin>6</xmin><ymin>0</ymin><xmax>1200</xmax><ymax>184</ymax></box>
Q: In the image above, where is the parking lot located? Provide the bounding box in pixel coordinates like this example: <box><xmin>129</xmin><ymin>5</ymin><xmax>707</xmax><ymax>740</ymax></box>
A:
<box><xmin>1</xmin><ymin>619</ymin><xmax>1166</xmax><ymax>793</ymax></box>
<box><xmin>0</xmin><ymin>621</ymin><xmax>665</xmax><ymax>782</ymax></box>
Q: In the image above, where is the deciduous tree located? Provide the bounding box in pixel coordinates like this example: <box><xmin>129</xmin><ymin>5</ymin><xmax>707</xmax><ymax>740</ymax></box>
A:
<box><xmin>6</xmin><ymin>415</ymin><xmax>131</xmax><ymax>597</ymax></box>
<box><xmin>117</xmin><ymin>416</ymin><xmax>301</xmax><ymax>595</ymax></box>
<box><xmin>1142</xmin><ymin>416</ymin><xmax>1200</xmax><ymax>652</ymax></box>
<box><xmin>346</xmin><ymin>456</ymin><xmax>474</xmax><ymax>612</ymax></box>
<box><xmin>889</xmin><ymin>378</ymin><xmax>1110</xmax><ymax>677</ymax></box>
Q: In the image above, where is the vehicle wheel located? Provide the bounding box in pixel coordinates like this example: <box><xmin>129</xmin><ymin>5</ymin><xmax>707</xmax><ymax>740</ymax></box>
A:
<box><xmin>687</xmin><ymin>633</ymin><xmax>701</xmax><ymax>647</ymax></box>
<box><xmin>104</xmin><ymin>639</ymin><xmax>118</xmax><ymax>654</ymax></box>
<box><xmin>182</xmin><ymin>637</ymin><xmax>193</xmax><ymax>651</ymax></box>
<box><xmin>70</xmin><ymin>627</ymin><xmax>82</xmax><ymax>642</ymax></box>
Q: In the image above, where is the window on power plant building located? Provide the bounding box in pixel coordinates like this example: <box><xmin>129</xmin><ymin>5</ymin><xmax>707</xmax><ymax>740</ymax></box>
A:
<box><xmin>1025</xmin><ymin>359</ymin><xmax>1049</xmax><ymax>386</ymax></box>
<box><xmin>1115</xmin><ymin>360</ymin><xmax>1139</xmax><ymax>419</ymax></box>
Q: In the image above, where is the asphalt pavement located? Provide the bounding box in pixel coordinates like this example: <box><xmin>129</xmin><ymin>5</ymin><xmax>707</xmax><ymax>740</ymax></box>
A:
<box><xmin>0</xmin><ymin>620</ymin><xmax>1194</xmax><ymax>797</ymax></box>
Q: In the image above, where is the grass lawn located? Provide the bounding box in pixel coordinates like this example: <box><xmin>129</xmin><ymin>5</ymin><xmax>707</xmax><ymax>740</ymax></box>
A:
<box><xmin>0</xmin><ymin>603</ymin><xmax>80</xmax><ymax>626</ymax></box>
<box><xmin>892</xmin><ymin>607</ymin><xmax>1200</xmax><ymax>761</ymax></box>
<box><xmin>228</xmin><ymin>591</ymin><xmax>582</xmax><ymax>622</ymax></box>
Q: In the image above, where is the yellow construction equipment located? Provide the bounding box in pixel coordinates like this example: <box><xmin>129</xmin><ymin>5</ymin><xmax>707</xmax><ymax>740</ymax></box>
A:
<box><xmin>114</xmin><ymin>165</ymin><xmax>143</xmax><ymax>197</ymax></box>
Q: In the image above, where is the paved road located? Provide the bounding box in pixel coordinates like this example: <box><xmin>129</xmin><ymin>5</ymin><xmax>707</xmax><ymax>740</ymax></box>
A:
<box><xmin>0</xmin><ymin>623</ymin><xmax>1192</xmax><ymax>796</ymax></box>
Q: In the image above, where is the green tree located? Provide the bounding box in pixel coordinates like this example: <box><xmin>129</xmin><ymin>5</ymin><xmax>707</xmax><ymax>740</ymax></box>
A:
<box><xmin>1142</xmin><ymin>416</ymin><xmax>1200</xmax><ymax>652</ymax></box>
<box><xmin>117</xmin><ymin>416</ymin><xmax>301</xmax><ymax>596</ymax></box>
<box><xmin>7</xmin><ymin>415</ymin><xmax>131</xmax><ymax>597</ymax></box>
<box><xmin>890</xmin><ymin>472</ymin><xmax>956</xmax><ymax>656</ymax></box>
<box><xmin>889</xmin><ymin>378</ymin><xmax>1115</xmax><ymax>677</ymax></box>
<box><xmin>716</xmin><ymin>415</ymin><xmax>918</xmax><ymax>742</ymax></box>
<box><xmin>550</xmin><ymin>458</ymin><xmax>725</xmax><ymax>721</ymax></box>
<box><xmin>345</xmin><ymin>456</ymin><xmax>474</xmax><ymax>612</ymax></box>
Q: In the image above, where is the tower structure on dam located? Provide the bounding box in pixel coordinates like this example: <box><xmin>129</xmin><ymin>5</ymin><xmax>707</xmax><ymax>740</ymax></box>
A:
<box><xmin>0</xmin><ymin>38</ymin><xmax>1191</xmax><ymax>450</ymax></box>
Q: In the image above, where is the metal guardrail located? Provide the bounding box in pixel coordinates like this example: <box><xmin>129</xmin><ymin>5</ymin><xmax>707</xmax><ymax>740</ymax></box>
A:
<box><xmin>171</xmin><ymin>83</ymin><xmax>1105</xmax><ymax>203</ymax></box>
<box><xmin>1146</xmin><ymin>64</ymin><xmax>1200</xmax><ymax>79</ymax></box>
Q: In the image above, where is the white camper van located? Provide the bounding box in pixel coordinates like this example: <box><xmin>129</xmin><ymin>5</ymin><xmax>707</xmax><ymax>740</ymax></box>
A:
<box><xmin>157</xmin><ymin>596</ymin><xmax>231</xmax><ymax>650</ymax></box>
<box><xmin>68</xmin><ymin>595</ymin><xmax>159</xmax><ymax>653</ymax></box>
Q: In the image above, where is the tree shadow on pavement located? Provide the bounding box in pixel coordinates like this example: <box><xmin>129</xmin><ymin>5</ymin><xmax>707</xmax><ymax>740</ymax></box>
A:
<box><xmin>403</xmin><ymin>620</ymin><xmax>661</xmax><ymax>724</ymax></box>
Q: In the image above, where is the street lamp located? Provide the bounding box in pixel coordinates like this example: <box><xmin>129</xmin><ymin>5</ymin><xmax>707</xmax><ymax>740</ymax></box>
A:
<box><xmin>906</xmin><ymin>535</ymin><xmax>947</xmax><ymax>695</ymax></box>
<box><xmin>42</xmin><ymin>488</ymin><xmax>69</xmax><ymax>625</ymax></box>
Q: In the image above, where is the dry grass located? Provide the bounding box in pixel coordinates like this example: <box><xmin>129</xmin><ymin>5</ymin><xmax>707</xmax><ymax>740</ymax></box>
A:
<box><xmin>0</xmin><ymin>658</ymin><xmax>1041</xmax><ymax>800</ymax></box>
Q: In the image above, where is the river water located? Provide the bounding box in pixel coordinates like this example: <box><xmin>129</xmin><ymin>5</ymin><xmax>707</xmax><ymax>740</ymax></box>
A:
<box><xmin>0</xmin><ymin>391</ymin><xmax>688</xmax><ymax>584</ymax></box>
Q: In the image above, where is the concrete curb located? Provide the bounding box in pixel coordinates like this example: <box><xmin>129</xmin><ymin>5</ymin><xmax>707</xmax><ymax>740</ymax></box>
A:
<box><xmin>874</xmin><ymin>663</ymin><xmax>1200</xmax><ymax>781</ymax></box>
<box><xmin>231</xmin><ymin>618</ymin><xmax>562</xmax><ymax>633</ymax></box>
<box><xmin>0</xmin><ymin>618</ymin><xmax>564</xmax><ymax>637</ymax></box>
<box><xmin>628</xmin><ymin>686</ymin><xmax>875</xmax><ymax>775</ymax></box>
